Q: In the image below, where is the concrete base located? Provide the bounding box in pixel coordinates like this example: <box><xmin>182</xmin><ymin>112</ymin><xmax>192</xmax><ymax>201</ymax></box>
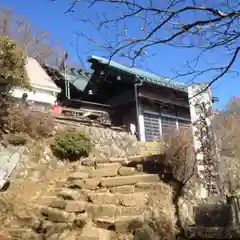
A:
<box><xmin>184</xmin><ymin>203</ymin><xmax>240</xmax><ymax>239</ymax></box>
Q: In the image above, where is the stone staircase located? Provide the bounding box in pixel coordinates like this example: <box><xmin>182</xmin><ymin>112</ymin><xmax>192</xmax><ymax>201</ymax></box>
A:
<box><xmin>5</xmin><ymin>156</ymin><xmax>174</xmax><ymax>240</ymax></box>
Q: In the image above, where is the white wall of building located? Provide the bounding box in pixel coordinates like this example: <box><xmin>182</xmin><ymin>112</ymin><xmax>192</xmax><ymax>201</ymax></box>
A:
<box><xmin>12</xmin><ymin>86</ymin><xmax>58</xmax><ymax>105</ymax></box>
<box><xmin>138</xmin><ymin>114</ymin><xmax>145</xmax><ymax>141</ymax></box>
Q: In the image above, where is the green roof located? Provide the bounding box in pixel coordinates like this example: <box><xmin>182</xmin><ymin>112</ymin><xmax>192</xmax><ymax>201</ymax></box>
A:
<box><xmin>89</xmin><ymin>55</ymin><xmax>187</xmax><ymax>92</ymax></box>
<box><xmin>45</xmin><ymin>64</ymin><xmax>93</xmax><ymax>92</ymax></box>
<box><xmin>62</xmin><ymin>68</ymin><xmax>92</xmax><ymax>92</ymax></box>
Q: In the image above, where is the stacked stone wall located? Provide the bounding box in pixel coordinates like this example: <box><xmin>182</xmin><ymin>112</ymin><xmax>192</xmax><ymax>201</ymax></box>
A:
<box><xmin>6</xmin><ymin>156</ymin><xmax>175</xmax><ymax>240</ymax></box>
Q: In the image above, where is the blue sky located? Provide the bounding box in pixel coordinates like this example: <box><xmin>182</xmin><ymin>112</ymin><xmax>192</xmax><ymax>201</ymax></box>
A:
<box><xmin>2</xmin><ymin>0</ymin><xmax>240</xmax><ymax>109</ymax></box>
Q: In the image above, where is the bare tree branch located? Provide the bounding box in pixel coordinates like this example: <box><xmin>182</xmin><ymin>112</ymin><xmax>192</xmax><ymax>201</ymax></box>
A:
<box><xmin>53</xmin><ymin>0</ymin><xmax>240</xmax><ymax>89</ymax></box>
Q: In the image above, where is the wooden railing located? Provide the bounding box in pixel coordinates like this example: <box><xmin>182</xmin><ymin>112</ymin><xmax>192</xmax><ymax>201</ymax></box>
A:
<box><xmin>30</xmin><ymin>104</ymin><xmax>125</xmax><ymax>132</ymax></box>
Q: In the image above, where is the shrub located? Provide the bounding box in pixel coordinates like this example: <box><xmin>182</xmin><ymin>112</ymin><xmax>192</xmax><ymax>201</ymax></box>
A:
<box><xmin>130</xmin><ymin>217</ymin><xmax>176</xmax><ymax>240</ymax></box>
<box><xmin>163</xmin><ymin>128</ymin><xmax>195</xmax><ymax>184</ymax></box>
<box><xmin>6</xmin><ymin>132</ymin><xmax>29</xmax><ymax>146</ymax></box>
<box><xmin>51</xmin><ymin>128</ymin><xmax>93</xmax><ymax>160</ymax></box>
<box><xmin>213</xmin><ymin>112</ymin><xmax>240</xmax><ymax>158</ymax></box>
<box><xmin>5</xmin><ymin>104</ymin><xmax>55</xmax><ymax>139</ymax></box>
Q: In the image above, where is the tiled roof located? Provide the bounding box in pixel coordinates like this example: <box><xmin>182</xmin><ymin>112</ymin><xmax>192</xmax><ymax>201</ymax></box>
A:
<box><xmin>44</xmin><ymin>65</ymin><xmax>93</xmax><ymax>92</ymax></box>
<box><xmin>63</xmin><ymin>68</ymin><xmax>92</xmax><ymax>92</ymax></box>
<box><xmin>88</xmin><ymin>55</ymin><xmax>187</xmax><ymax>92</ymax></box>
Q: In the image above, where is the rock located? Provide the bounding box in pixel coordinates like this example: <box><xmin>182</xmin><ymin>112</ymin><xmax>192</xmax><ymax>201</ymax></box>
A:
<box><xmin>69</xmin><ymin>178</ymin><xmax>101</xmax><ymax>190</ymax></box>
<box><xmin>58</xmin><ymin>230</ymin><xmax>79</xmax><ymax>240</ymax></box>
<box><xmin>95</xmin><ymin>158</ymin><xmax>110</xmax><ymax>164</ymax></box>
<box><xmin>29</xmin><ymin>170</ymin><xmax>42</xmax><ymax>182</ymax></box>
<box><xmin>41</xmin><ymin>221</ymin><xmax>70</xmax><ymax>235</ymax></box>
<box><xmin>100</xmin><ymin>174</ymin><xmax>159</xmax><ymax>187</ymax></box>
<box><xmin>116</xmin><ymin>206</ymin><xmax>152</xmax><ymax>218</ymax></box>
<box><xmin>58</xmin><ymin>189</ymin><xmax>80</xmax><ymax>200</ymax></box>
<box><xmin>78</xmin><ymin>225</ymin><xmax>112</xmax><ymax>240</ymax></box>
<box><xmin>65</xmin><ymin>201</ymin><xmax>86</xmax><ymax>213</ymax></box>
<box><xmin>86</xmin><ymin>204</ymin><xmax>117</xmax><ymax>218</ymax></box>
<box><xmin>119</xmin><ymin>193</ymin><xmax>148</xmax><ymax>207</ymax></box>
<box><xmin>38</xmin><ymin>196</ymin><xmax>58</xmax><ymax>206</ymax></box>
<box><xmin>136</xmin><ymin>164</ymin><xmax>143</xmax><ymax>172</ymax></box>
<box><xmin>50</xmin><ymin>199</ymin><xmax>67</xmax><ymax>209</ymax></box>
<box><xmin>118</xmin><ymin>167</ymin><xmax>136</xmax><ymax>176</ymax></box>
<box><xmin>89</xmin><ymin>168</ymin><xmax>118</xmax><ymax>178</ymax></box>
<box><xmin>96</xmin><ymin>163</ymin><xmax>120</xmax><ymax>169</ymax></box>
<box><xmin>72</xmin><ymin>166</ymin><xmax>95</xmax><ymax>174</ymax></box>
<box><xmin>81</xmin><ymin>158</ymin><xmax>95</xmax><ymax>167</ymax></box>
<box><xmin>74</xmin><ymin>212</ymin><xmax>88</xmax><ymax>228</ymax></box>
<box><xmin>88</xmin><ymin>193</ymin><xmax>120</xmax><ymax>205</ymax></box>
<box><xmin>135</xmin><ymin>182</ymin><xmax>169</xmax><ymax>191</ymax></box>
<box><xmin>68</xmin><ymin>172</ymin><xmax>89</xmax><ymax>180</ymax></box>
<box><xmin>41</xmin><ymin>207</ymin><xmax>75</xmax><ymax>223</ymax></box>
<box><xmin>109</xmin><ymin>157</ymin><xmax>127</xmax><ymax>163</ymax></box>
<box><xmin>83</xmin><ymin>178</ymin><xmax>101</xmax><ymax>189</ymax></box>
<box><xmin>8</xmin><ymin>229</ymin><xmax>41</xmax><ymax>240</ymax></box>
<box><xmin>110</xmin><ymin>186</ymin><xmax>135</xmax><ymax>194</ymax></box>
<box><xmin>128</xmin><ymin>156</ymin><xmax>144</xmax><ymax>163</ymax></box>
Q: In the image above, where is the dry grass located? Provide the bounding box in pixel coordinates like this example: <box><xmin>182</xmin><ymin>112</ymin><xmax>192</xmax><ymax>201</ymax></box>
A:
<box><xmin>5</xmin><ymin>104</ymin><xmax>54</xmax><ymax>139</ymax></box>
<box><xmin>163</xmin><ymin>128</ymin><xmax>195</xmax><ymax>184</ymax></box>
<box><xmin>213</xmin><ymin>113</ymin><xmax>240</xmax><ymax>158</ymax></box>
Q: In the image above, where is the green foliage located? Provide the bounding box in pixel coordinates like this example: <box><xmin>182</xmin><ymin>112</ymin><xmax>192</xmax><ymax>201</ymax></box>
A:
<box><xmin>51</xmin><ymin>128</ymin><xmax>93</xmax><ymax>160</ymax></box>
<box><xmin>6</xmin><ymin>132</ymin><xmax>29</xmax><ymax>146</ymax></box>
<box><xmin>0</xmin><ymin>35</ymin><xmax>30</xmax><ymax>95</ymax></box>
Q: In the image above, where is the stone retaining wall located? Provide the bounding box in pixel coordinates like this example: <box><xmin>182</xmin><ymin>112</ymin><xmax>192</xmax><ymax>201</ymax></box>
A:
<box><xmin>57</xmin><ymin>121</ymin><xmax>163</xmax><ymax>158</ymax></box>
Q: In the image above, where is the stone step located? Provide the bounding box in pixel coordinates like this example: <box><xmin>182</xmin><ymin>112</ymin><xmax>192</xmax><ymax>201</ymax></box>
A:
<box><xmin>68</xmin><ymin>172</ymin><xmax>89</xmax><ymax>181</ymax></box>
<box><xmin>89</xmin><ymin>167</ymin><xmax>118</xmax><ymax>178</ymax></box>
<box><xmin>72</xmin><ymin>165</ymin><xmax>95</xmax><ymax>174</ymax></box>
<box><xmin>6</xmin><ymin>228</ymin><xmax>40</xmax><ymax>239</ymax></box>
<box><xmin>100</xmin><ymin>174</ymin><xmax>159</xmax><ymax>187</ymax></box>
<box><xmin>88</xmin><ymin>192</ymin><xmax>148</xmax><ymax>206</ymax></box>
<box><xmin>78</xmin><ymin>225</ymin><xmax>113</xmax><ymax>240</ymax></box>
<box><xmin>93</xmin><ymin>215</ymin><xmax>144</xmax><ymax>233</ymax></box>
<box><xmin>41</xmin><ymin>206</ymin><xmax>75</xmax><ymax>223</ymax></box>
<box><xmin>135</xmin><ymin>182</ymin><xmax>170</xmax><ymax>191</ymax></box>
<box><xmin>67</xmin><ymin>178</ymin><xmax>101</xmax><ymax>190</ymax></box>
<box><xmin>95</xmin><ymin>162</ymin><xmax>121</xmax><ymax>169</ymax></box>
<box><xmin>110</xmin><ymin>185</ymin><xmax>135</xmax><ymax>194</ymax></box>
<box><xmin>58</xmin><ymin>188</ymin><xmax>82</xmax><ymax>200</ymax></box>
<box><xmin>127</xmin><ymin>155</ymin><xmax>145</xmax><ymax>163</ymax></box>
<box><xmin>38</xmin><ymin>196</ymin><xmax>58</xmax><ymax>206</ymax></box>
<box><xmin>93</xmin><ymin>157</ymin><xmax>127</xmax><ymax>164</ymax></box>
<box><xmin>50</xmin><ymin>199</ymin><xmax>87</xmax><ymax>213</ymax></box>
<box><xmin>118</xmin><ymin>166</ymin><xmax>136</xmax><ymax>176</ymax></box>
<box><xmin>86</xmin><ymin>203</ymin><xmax>152</xmax><ymax>218</ymax></box>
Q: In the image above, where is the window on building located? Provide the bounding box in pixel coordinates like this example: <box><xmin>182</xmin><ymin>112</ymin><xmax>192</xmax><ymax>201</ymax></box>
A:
<box><xmin>161</xmin><ymin>116</ymin><xmax>177</xmax><ymax>137</ymax></box>
<box><xmin>178</xmin><ymin>119</ymin><xmax>191</xmax><ymax>130</ymax></box>
<box><xmin>143</xmin><ymin>112</ymin><xmax>161</xmax><ymax>141</ymax></box>
<box><xmin>143</xmin><ymin>112</ymin><xmax>191</xmax><ymax>141</ymax></box>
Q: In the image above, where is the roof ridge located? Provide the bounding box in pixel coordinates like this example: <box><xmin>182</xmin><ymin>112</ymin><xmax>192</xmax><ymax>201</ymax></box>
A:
<box><xmin>88</xmin><ymin>55</ymin><xmax>187</xmax><ymax>92</ymax></box>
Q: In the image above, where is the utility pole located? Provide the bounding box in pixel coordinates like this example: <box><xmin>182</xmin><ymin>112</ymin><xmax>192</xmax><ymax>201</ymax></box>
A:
<box><xmin>62</xmin><ymin>52</ymin><xmax>70</xmax><ymax>99</ymax></box>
